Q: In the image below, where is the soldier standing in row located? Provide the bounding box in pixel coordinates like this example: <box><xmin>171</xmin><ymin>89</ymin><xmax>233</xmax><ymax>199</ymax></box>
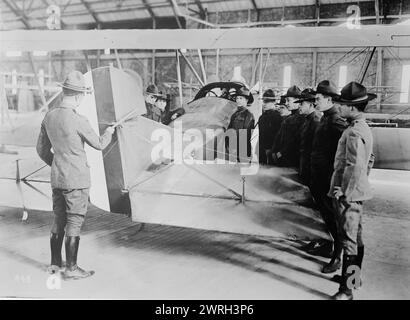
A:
<box><xmin>143</xmin><ymin>84</ymin><xmax>159</xmax><ymax>119</ymax></box>
<box><xmin>257</xmin><ymin>89</ymin><xmax>282</xmax><ymax>165</ymax></box>
<box><xmin>271</xmin><ymin>85</ymin><xmax>305</xmax><ymax>168</ymax></box>
<box><xmin>306</xmin><ymin>80</ymin><xmax>348</xmax><ymax>274</ymax></box>
<box><xmin>329</xmin><ymin>82</ymin><xmax>375</xmax><ymax>300</ymax></box>
<box><xmin>150</xmin><ymin>91</ymin><xmax>167</xmax><ymax>123</ymax></box>
<box><xmin>226</xmin><ymin>86</ymin><xmax>255</xmax><ymax>162</ymax></box>
<box><xmin>295</xmin><ymin>88</ymin><xmax>322</xmax><ymax>186</ymax></box>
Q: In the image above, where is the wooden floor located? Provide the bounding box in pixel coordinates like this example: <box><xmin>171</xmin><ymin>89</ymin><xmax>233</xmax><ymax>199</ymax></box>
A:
<box><xmin>0</xmin><ymin>147</ymin><xmax>409</xmax><ymax>299</ymax></box>
<box><xmin>1</xmin><ymin>199</ymin><xmax>409</xmax><ymax>300</ymax></box>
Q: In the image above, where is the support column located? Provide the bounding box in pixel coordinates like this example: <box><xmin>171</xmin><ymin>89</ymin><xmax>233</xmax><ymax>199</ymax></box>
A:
<box><xmin>28</xmin><ymin>52</ymin><xmax>47</xmax><ymax>110</ymax></box>
<box><xmin>312</xmin><ymin>48</ymin><xmax>318</xmax><ymax>87</ymax></box>
<box><xmin>376</xmin><ymin>48</ymin><xmax>383</xmax><ymax>112</ymax></box>
<box><xmin>176</xmin><ymin>50</ymin><xmax>183</xmax><ymax>109</ymax></box>
<box><xmin>151</xmin><ymin>19</ymin><xmax>156</xmax><ymax>84</ymax></box>
<box><xmin>215</xmin><ymin>48</ymin><xmax>220</xmax><ymax>79</ymax></box>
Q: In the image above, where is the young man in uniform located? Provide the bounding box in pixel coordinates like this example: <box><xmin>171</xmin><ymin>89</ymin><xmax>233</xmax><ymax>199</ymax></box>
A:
<box><xmin>257</xmin><ymin>89</ymin><xmax>282</xmax><ymax>165</ymax></box>
<box><xmin>295</xmin><ymin>88</ymin><xmax>322</xmax><ymax>186</ymax></box>
<box><xmin>306</xmin><ymin>80</ymin><xmax>348</xmax><ymax>274</ymax></box>
<box><xmin>271</xmin><ymin>85</ymin><xmax>304</xmax><ymax>167</ymax></box>
<box><xmin>328</xmin><ymin>82</ymin><xmax>375</xmax><ymax>300</ymax></box>
<box><xmin>226</xmin><ymin>86</ymin><xmax>255</xmax><ymax>162</ymax></box>
<box><xmin>151</xmin><ymin>91</ymin><xmax>167</xmax><ymax>123</ymax></box>
<box><xmin>36</xmin><ymin>70</ymin><xmax>115</xmax><ymax>280</ymax></box>
<box><xmin>144</xmin><ymin>84</ymin><xmax>159</xmax><ymax>119</ymax></box>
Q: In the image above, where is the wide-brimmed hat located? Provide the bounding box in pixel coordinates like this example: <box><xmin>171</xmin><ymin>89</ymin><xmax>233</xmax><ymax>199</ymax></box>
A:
<box><xmin>295</xmin><ymin>88</ymin><xmax>316</xmax><ymax>103</ymax></box>
<box><xmin>312</xmin><ymin>80</ymin><xmax>339</xmax><ymax>97</ymax></box>
<box><xmin>282</xmin><ymin>85</ymin><xmax>301</xmax><ymax>98</ymax></box>
<box><xmin>57</xmin><ymin>71</ymin><xmax>92</xmax><ymax>94</ymax></box>
<box><xmin>261</xmin><ymin>89</ymin><xmax>277</xmax><ymax>102</ymax></box>
<box><xmin>234</xmin><ymin>86</ymin><xmax>254</xmax><ymax>105</ymax></box>
<box><xmin>336</xmin><ymin>81</ymin><xmax>377</xmax><ymax>105</ymax></box>
<box><xmin>145</xmin><ymin>84</ymin><xmax>160</xmax><ymax>96</ymax></box>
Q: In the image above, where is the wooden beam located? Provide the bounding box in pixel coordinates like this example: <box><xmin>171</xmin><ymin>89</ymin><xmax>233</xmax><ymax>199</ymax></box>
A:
<box><xmin>142</xmin><ymin>0</ymin><xmax>156</xmax><ymax>19</ymax></box>
<box><xmin>168</xmin><ymin>0</ymin><xmax>183</xmax><ymax>29</ymax></box>
<box><xmin>194</xmin><ymin>0</ymin><xmax>206</xmax><ymax>20</ymax></box>
<box><xmin>375</xmin><ymin>0</ymin><xmax>380</xmax><ymax>24</ymax></box>
<box><xmin>359</xmin><ymin>47</ymin><xmax>376</xmax><ymax>84</ymax></box>
<box><xmin>3</xmin><ymin>0</ymin><xmax>31</xmax><ymax>28</ymax></box>
<box><xmin>312</xmin><ymin>48</ymin><xmax>317</xmax><ymax>86</ymax></box>
<box><xmin>197</xmin><ymin>49</ymin><xmax>207</xmax><ymax>84</ymax></box>
<box><xmin>178</xmin><ymin>50</ymin><xmax>205</xmax><ymax>86</ymax></box>
<box><xmin>215</xmin><ymin>48</ymin><xmax>220</xmax><ymax>79</ymax></box>
<box><xmin>175</xmin><ymin>50</ymin><xmax>183</xmax><ymax>108</ymax></box>
<box><xmin>315</xmin><ymin>0</ymin><xmax>320</xmax><ymax>25</ymax></box>
<box><xmin>250</xmin><ymin>0</ymin><xmax>260</xmax><ymax>21</ymax></box>
<box><xmin>152</xmin><ymin>18</ymin><xmax>156</xmax><ymax>84</ymax></box>
<box><xmin>376</xmin><ymin>47</ymin><xmax>383</xmax><ymax>111</ymax></box>
<box><xmin>3</xmin><ymin>25</ymin><xmax>410</xmax><ymax>52</ymax></box>
<box><xmin>27</xmin><ymin>52</ymin><xmax>47</xmax><ymax>109</ymax></box>
<box><xmin>79</xmin><ymin>0</ymin><xmax>101</xmax><ymax>24</ymax></box>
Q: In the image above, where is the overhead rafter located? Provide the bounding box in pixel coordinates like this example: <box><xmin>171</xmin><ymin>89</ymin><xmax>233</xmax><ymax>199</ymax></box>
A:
<box><xmin>79</xmin><ymin>0</ymin><xmax>101</xmax><ymax>25</ymax></box>
<box><xmin>194</xmin><ymin>0</ymin><xmax>206</xmax><ymax>20</ymax></box>
<box><xmin>315</xmin><ymin>0</ymin><xmax>320</xmax><ymax>25</ymax></box>
<box><xmin>250</xmin><ymin>0</ymin><xmax>261</xmax><ymax>21</ymax></box>
<box><xmin>3</xmin><ymin>0</ymin><xmax>31</xmax><ymax>29</ymax></box>
<box><xmin>142</xmin><ymin>0</ymin><xmax>156</xmax><ymax>20</ymax></box>
<box><xmin>169</xmin><ymin>0</ymin><xmax>183</xmax><ymax>29</ymax></box>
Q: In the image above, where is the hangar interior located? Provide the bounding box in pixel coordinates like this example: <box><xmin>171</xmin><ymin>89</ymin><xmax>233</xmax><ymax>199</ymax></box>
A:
<box><xmin>0</xmin><ymin>0</ymin><xmax>409</xmax><ymax>300</ymax></box>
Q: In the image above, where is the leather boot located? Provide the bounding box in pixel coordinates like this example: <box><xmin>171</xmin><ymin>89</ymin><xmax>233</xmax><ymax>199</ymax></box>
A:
<box><xmin>63</xmin><ymin>236</ymin><xmax>95</xmax><ymax>280</ymax></box>
<box><xmin>322</xmin><ymin>241</ymin><xmax>342</xmax><ymax>273</ymax></box>
<box><xmin>332</xmin><ymin>254</ymin><xmax>356</xmax><ymax>300</ymax></box>
<box><xmin>47</xmin><ymin>232</ymin><xmax>65</xmax><ymax>274</ymax></box>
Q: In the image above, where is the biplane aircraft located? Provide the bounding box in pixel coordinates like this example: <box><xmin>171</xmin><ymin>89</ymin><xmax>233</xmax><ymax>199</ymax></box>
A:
<box><xmin>1</xmin><ymin>25</ymin><xmax>410</xmax><ymax>240</ymax></box>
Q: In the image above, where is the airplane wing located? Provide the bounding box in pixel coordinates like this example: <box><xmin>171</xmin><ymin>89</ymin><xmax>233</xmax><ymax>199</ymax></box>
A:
<box><xmin>1</xmin><ymin>25</ymin><xmax>410</xmax><ymax>52</ymax></box>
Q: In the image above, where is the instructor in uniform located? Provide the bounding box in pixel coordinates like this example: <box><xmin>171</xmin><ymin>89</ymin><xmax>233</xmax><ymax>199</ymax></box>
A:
<box><xmin>37</xmin><ymin>70</ymin><xmax>115</xmax><ymax>280</ymax></box>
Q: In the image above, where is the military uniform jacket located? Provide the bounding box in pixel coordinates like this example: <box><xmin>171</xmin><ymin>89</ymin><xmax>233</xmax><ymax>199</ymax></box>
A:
<box><xmin>36</xmin><ymin>101</ymin><xmax>112</xmax><ymax>189</ymax></box>
<box><xmin>310</xmin><ymin>106</ymin><xmax>348</xmax><ymax>181</ymax></box>
<box><xmin>329</xmin><ymin>116</ymin><xmax>374</xmax><ymax>202</ymax></box>
<box><xmin>299</xmin><ymin>110</ymin><xmax>322</xmax><ymax>184</ymax></box>
<box><xmin>149</xmin><ymin>105</ymin><xmax>164</xmax><ymax>123</ymax></box>
<box><xmin>258</xmin><ymin>109</ymin><xmax>283</xmax><ymax>150</ymax></box>
<box><xmin>143</xmin><ymin>101</ymin><xmax>154</xmax><ymax>119</ymax></box>
<box><xmin>272</xmin><ymin>110</ymin><xmax>305</xmax><ymax>167</ymax></box>
<box><xmin>227</xmin><ymin>107</ymin><xmax>255</xmax><ymax>159</ymax></box>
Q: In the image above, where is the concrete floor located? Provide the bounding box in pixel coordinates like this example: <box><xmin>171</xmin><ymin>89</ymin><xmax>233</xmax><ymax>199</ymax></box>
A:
<box><xmin>0</xmin><ymin>146</ymin><xmax>409</xmax><ymax>299</ymax></box>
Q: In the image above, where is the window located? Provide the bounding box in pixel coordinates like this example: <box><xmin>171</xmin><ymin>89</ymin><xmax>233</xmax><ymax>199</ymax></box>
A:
<box><xmin>33</xmin><ymin>51</ymin><xmax>48</xmax><ymax>57</ymax></box>
<box><xmin>338</xmin><ymin>65</ymin><xmax>347</xmax><ymax>89</ymax></box>
<box><xmin>400</xmin><ymin>65</ymin><xmax>410</xmax><ymax>103</ymax></box>
<box><xmin>283</xmin><ymin>65</ymin><xmax>292</xmax><ymax>88</ymax></box>
<box><xmin>6</xmin><ymin>51</ymin><xmax>22</xmax><ymax>57</ymax></box>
